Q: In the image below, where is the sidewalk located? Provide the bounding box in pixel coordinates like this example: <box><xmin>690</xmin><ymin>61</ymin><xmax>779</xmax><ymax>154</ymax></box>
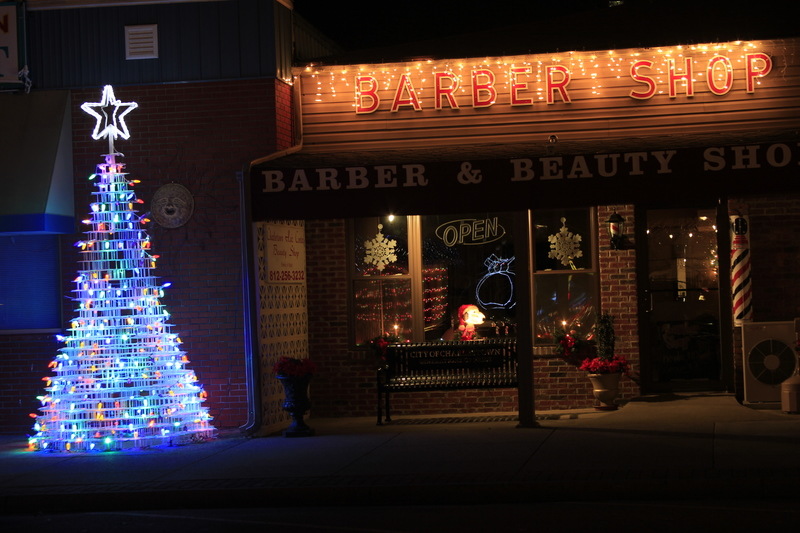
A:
<box><xmin>2</xmin><ymin>392</ymin><xmax>800</xmax><ymax>514</ymax></box>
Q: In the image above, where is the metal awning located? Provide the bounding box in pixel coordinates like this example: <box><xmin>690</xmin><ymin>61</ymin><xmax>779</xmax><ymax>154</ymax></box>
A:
<box><xmin>0</xmin><ymin>90</ymin><xmax>74</xmax><ymax>234</ymax></box>
<box><xmin>249</xmin><ymin>129</ymin><xmax>800</xmax><ymax>221</ymax></box>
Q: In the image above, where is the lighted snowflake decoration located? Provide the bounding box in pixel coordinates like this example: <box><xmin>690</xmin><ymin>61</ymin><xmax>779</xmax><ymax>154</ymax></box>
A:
<box><xmin>363</xmin><ymin>224</ymin><xmax>397</xmax><ymax>271</ymax></box>
<box><xmin>548</xmin><ymin>217</ymin><xmax>583</xmax><ymax>267</ymax></box>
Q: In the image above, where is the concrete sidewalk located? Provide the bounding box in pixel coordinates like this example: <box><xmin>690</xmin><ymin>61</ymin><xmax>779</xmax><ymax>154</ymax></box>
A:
<box><xmin>2</xmin><ymin>392</ymin><xmax>800</xmax><ymax>513</ymax></box>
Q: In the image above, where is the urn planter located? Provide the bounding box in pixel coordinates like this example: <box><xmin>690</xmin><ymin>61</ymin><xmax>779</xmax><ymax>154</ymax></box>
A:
<box><xmin>587</xmin><ymin>372</ymin><xmax>622</xmax><ymax>410</ymax></box>
<box><xmin>277</xmin><ymin>375</ymin><xmax>315</xmax><ymax>437</ymax></box>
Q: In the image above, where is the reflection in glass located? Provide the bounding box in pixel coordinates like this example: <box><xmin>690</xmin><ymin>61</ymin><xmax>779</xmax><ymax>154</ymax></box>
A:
<box><xmin>646</xmin><ymin>208</ymin><xmax>721</xmax><ymax>382</ymax></box>
<box><xmin>534</xmin><ymin>273</ymin><xmax>596</xmax><ymax>343</ymax></box>
<box><xmin>353</xmin><ymin>278</ymin><xmax>412</xmax><ymax>345</ymax></box>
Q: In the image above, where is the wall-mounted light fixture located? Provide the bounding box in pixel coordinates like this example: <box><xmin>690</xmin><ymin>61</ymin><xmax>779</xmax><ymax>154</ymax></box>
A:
<box><xmin>606</xmin><ymin>211</ymin><xmax>626</xmax><ymax>250</ymax></box>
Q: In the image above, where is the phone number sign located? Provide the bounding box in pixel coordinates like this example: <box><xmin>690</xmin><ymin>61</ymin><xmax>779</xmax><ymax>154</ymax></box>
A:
<box><xmin>266</xmin><ymin>223</ymin><xmax>306</xmax><ymax>284</ymax></box>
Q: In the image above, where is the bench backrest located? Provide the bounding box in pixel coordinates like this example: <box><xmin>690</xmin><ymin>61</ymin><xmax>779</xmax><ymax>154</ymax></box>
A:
<box><xmin>382</xmin><ymin>339</ymin><xmax>517</xmax><ymax>387</ymax></box>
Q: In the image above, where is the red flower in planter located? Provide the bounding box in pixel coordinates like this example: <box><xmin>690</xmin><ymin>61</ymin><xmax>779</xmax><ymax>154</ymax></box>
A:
<box><xmin>554</xmin><ymin>328</ymin><xmax>595</xmax><ymax>364</ymax></box>
<box><xmin>579</xmin><ymin>354</ymin><xmax>629</xmax><ymax>375</ymax></box>
<box><xmin>370</xmin><ymin>333</ymin><xmax>405</xmax><ymax>360</ymax></box>
<box><xmin>272</xmin><ymin>357</ymin><xmax>316</xmax><ymax>377</ymax></box>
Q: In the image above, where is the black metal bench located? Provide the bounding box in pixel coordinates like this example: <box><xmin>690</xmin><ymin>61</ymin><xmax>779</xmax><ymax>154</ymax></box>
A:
<box><xmin>376</xmin><ymin>339</ymin><xmax>518</xmax><ymax>425</ymax></box>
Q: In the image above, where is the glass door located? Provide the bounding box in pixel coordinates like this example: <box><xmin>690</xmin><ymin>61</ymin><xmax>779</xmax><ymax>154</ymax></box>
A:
<box><xmin>640</xmin><ymin>208</ymin><xmax>724</xmax><ymax>391</ymax></box>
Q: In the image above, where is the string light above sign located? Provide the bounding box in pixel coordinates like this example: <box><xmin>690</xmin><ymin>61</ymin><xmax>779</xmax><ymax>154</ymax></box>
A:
<box><xmin>294</xmin><ymin>39</ymin><xmax>796</xmax><ymax>154</ymax></box>
<box><xmin>301</xmin><ymin>41</ymin><xmax>771</xmax><ymax>114</ymax></box>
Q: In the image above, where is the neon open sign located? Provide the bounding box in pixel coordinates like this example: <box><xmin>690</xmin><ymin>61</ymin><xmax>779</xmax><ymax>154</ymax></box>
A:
<box><xmin>435</xmin><ymin>217</ymin><xmax>506</xmax><ymax>247</ymax></box>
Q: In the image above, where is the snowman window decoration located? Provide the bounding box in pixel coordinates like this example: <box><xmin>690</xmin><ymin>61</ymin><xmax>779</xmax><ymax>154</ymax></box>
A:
<box><xmin>475</xmin><ymin>254</ymin><xmax>516</xmax><ymax>310</ymax></box>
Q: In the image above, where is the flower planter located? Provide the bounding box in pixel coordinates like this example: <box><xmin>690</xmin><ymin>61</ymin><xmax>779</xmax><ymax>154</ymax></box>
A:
<box><xmin>587</xmin><ymin>372</ymin><xmax>622</xmax><ymax>410</ymax></box>
<box><xmin>277</xmin><ymin>375</ymin><xmax>315</xmax><ymax>437</ymax></box>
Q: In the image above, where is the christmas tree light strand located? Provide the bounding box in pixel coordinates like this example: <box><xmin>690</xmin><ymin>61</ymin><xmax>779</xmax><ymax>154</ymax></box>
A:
<box><xmin>28</xmin><ymin>86</ymin><xmax>214</xmax><ymax>452</ymax></box>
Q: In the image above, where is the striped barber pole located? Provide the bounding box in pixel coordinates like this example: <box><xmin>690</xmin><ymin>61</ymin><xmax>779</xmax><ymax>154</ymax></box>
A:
<box><xmin>730</xmin><ymin>215</ymin><xmax>753</xmax><ymax>323</ymax></box>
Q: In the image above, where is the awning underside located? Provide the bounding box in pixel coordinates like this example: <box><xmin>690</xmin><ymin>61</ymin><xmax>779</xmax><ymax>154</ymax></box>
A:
<box><xmin>0</xmin><ymin>90</ymin><xmax>74</xmax><ymax>234</ymax></box>
<box><xmin>250</xmin><ymin>129</ymin><xmax>800</xmax><ymax>220</ymax></box>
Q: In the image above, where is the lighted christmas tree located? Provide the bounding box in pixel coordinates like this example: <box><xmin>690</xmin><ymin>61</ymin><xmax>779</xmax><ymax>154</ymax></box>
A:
<box><xmin>28</xmin><ymin>85</ymin><xmax>214</xmax><ymax>452</ymax></box>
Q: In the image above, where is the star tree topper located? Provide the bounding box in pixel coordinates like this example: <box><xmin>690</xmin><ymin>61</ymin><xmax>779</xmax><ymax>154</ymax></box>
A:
<box><xmin>81</xmin><ymin>85</ymin><xmax>138</xmax><ymax>153</ymax></box>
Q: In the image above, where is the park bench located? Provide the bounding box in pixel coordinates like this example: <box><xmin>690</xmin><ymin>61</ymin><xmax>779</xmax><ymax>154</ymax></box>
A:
<box><xmin>376</xmin><ymin>338</ymin><xmax>518</xmax><ymax>425</ymax></box>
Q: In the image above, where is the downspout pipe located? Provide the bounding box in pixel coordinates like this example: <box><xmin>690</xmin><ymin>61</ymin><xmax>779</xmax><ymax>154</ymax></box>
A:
<box><xmin>238</xmin><ymin>77</ymin><xmax>304</xmax><ymax>435</ymax></box>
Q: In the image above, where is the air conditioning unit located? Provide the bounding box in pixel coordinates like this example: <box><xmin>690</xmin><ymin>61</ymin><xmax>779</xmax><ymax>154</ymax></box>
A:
<box><xmin>741</xmin><ymin>321</ymin><xmax>798</xmax><ymax>404</ymax></box>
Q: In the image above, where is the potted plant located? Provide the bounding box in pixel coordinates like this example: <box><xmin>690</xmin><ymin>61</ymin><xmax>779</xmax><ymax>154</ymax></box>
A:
<box><xmin>579</xmin><ymin>313</ymin><xmax>629</xmax><ymax>410</ymax></box>
<box><xmin>370</xmin><ymin>332</ymin><xmax>404</xmax><ymax>361</ymax></box>
<box><xmin>272</xmin><ymin>356</ymin><xmax>317</xmax><ymax>437</ymax></box>
<box><xmin>554</xmin><ymin>325</ymin><xmax>596</xmax><ymax>366</ymax></box>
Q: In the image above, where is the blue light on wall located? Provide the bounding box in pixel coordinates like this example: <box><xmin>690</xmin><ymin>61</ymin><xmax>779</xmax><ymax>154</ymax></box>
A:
<box><xmin>0</xmin><ymin>235</ymin><xmax>61</xmax><ymax>330</ymax></box>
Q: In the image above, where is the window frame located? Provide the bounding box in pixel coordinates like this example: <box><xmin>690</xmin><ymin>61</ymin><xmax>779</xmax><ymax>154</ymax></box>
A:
<box><xmin>347</xmin><ymin>209</ymin><xmax>599</xmax><ymax>348</ymax></box>
<box><xmin>531</xmin><ymin>207</ymin><xmax>599</xmax><ymax>345</ymax></box>
<box><xmin>347</xmin><ymin>216</ymin><xmax>420</xmax><ymax>346</ymax></box>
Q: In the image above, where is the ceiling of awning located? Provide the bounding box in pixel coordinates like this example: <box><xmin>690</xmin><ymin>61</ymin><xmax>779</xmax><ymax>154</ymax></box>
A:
<box><xmin>0</xmin><ymin>90</ymin><xmax>74</xmax><ymax>234</ymax></box>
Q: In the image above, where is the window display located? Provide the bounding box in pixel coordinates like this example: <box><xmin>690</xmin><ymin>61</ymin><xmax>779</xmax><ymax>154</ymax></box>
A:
<box><xmin>533</xmin><ymin>208</ymin><xmax>597</xmax><ymax>344</ymax></box>
<box><xmin>351</xmin><ymin>213</ymin><xmax>516</xmax><ymax>345</ymax></box>
<box><xmin>421</xmin><ymin>213</ymin><xmax>516</xmax><ymax>341</ymax></box>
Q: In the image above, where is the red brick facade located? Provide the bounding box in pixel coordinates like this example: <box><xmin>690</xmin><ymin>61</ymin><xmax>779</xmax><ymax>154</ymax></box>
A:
<box><xmin>747</xmin><ymin>195</ymin><xmax>800</xmax><ymax>321</ymax></box>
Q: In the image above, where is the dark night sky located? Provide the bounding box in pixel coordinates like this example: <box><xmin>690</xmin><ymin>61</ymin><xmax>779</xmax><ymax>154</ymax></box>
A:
<box><xmin>293</xmin><ymin>0</ymin><xmax>799</xmax><ymax>61</ymax></box>
<box><xmin>292</xmin><ymin>0</ymin><xmax>605</xmax><ymax>51</ymax></box>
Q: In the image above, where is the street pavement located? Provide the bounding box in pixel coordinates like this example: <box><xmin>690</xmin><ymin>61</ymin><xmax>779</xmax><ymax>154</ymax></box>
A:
<box><xmin>2</xmin><ymin>391</ymin><xmax>800</xmax><ymax>518</ymax></box>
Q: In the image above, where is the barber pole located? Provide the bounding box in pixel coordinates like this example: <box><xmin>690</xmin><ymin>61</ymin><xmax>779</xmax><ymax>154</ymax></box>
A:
<box><xmin>730</xmin><ymin>215</ymin><xmax>753</xmax><ymax>323</ymax></box>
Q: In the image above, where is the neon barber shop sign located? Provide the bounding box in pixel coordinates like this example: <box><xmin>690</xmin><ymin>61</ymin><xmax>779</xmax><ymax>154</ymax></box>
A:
<box><xmin>351</xmin><ymin>50</ymin><xmax>772</xmax><ymax>113</ymax></box>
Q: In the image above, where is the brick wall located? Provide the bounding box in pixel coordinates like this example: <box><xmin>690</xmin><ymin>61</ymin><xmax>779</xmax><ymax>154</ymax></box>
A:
<box><xmin>596</xmin><ymin>205</ymin><xmax>640</xmax><ymax>401</ymax></box>
<box><xmin>0</xmin><ymin>78</ymin><xmax>294</xmax><ymax>434</ymax></box>
<box><xmin>744</xmin><ymin>194</ymin><xmax>800</xmax><ymax>320</ymax></box>
<box><xmin>305</xmin><ymin>205</ymin><xmax>643</xmax><ymax>418</ymax></box>
<box><xmin>0</xmin><ymin>334</ymin><xmax>62</xmax><ymax>434</ymax></box>
<box><xmin>304</xmin><ymin>219</ymin><xmax>369</xmax><ymax>416</ymax></box>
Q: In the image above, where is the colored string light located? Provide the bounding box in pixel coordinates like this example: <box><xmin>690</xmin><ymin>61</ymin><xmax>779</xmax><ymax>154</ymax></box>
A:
<box><xmin>28</xmin><ymin>86</ymin><xmax>214</xmax><ymax>453</ymax></box>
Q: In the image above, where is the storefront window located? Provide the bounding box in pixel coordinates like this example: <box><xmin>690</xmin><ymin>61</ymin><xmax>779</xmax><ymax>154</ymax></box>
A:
<box><xmin>420</xmin><ymin>212</ymin><xmax>516</xmax><ymax>341</ymax></box>
<box><xmin>350</xmin><ymin>212</ymin><xmax>516</xmax><ymax>345</ymax></box>
<box><xmin>350</xmin><ymin>209</ymin><xmax>596</xmax><ymax>347</ymax></box>
<box><xmin>533</xmin><ymin>209</ymin><xmax>597</xmax><ymax>343</ymax></box>
<box><xmin>351</xmin><ymin>216</ymin><xmax>411</xmax><ymax>345</ymax></box>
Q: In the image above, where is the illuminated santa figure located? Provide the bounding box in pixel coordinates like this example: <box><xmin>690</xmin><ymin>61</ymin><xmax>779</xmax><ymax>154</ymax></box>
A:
<box><xmin>28</xmin><ymin>86</ymin><xmax>214</xmax><ymax>452</ymax></box>
<box><xmin>443</xmin><ymin>304</ymin><xmax>485</xmax><ymax>341</ymax></box>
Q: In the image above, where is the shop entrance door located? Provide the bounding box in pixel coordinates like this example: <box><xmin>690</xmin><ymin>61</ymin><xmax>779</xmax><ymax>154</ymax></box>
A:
<box><xmin>640</xmin><ymin>207</ymin><xmax>725</xmax><ymax>392</ymax></box>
